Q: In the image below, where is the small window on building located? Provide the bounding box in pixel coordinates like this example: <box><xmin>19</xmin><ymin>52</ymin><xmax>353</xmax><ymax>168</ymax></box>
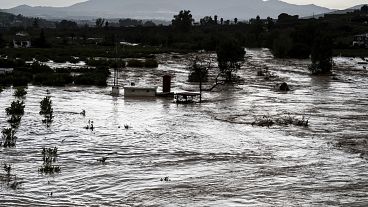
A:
<box><xmin>146</xmin><ymin>90</ymin><xmax>150</xmax><ymax>92</ymax></box>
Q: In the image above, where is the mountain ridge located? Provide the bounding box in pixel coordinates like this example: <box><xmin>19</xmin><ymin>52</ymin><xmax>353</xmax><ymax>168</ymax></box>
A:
<box><xmin>2</xmin><ymin>0</ymin><xmax>333</xmax><ymax>20</ymax></box>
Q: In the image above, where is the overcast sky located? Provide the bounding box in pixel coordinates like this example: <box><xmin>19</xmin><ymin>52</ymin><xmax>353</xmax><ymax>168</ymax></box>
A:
<box><xmin>0</xmin><ymin>0</ymin><xmax>367</xmax><ymax>9</ymax></box>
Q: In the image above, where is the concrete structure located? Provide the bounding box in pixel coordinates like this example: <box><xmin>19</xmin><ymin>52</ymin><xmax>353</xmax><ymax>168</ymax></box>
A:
<box><xmin>13</xmin><ymin>32</ymin><xmax>31</xmax><ymax>48</ymax></box>
<box><xmin>112</xmin><ymin>86</ymin><xmax>120</xmax><ymax>96</ymax></box>
<box><xmin>162</xmin><ymin>75</ymin><xmax>171</xmax><ymax>93</ymax></box>
<box><xmin>353</xmin><ymin>33</ymin><xmax>368</xmax><ymax>48</ymax></box>
<box><xmin>123</xmin><ymin>86</ymin><xmax>157</xmax><ymax>97</ymax></box>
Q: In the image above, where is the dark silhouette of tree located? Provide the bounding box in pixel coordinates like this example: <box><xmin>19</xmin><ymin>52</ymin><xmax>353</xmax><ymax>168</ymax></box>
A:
<box><xmin>34</xmin><ymin>29</ymin><xmax>48</xmax><ymax>48</ymax></box>
<box><xmin>216</xmin><ymin>38</ymin><xmax>245</xmax><ymax>82</ymax></box>
<box><xmin>266</xmin><ymin>17</ymin><xmax>274</xmax><ymax>30</ymax></box>
<box><xmin>361</xmin><ymin>5</ymin><xmax>368</xmax><ymax>13</ymax></box>
<box><xmin>249</xmin><ymin>15</ymin><xmax>264</xmax><ymax>45</ymax></box>
<box><xmin>119</xmin><ymin>19</ymin><xmax>142</xmax><ymax>27</ymax></box>
<box><xmin>56</xmin><ymin>20</ymin><xmax>78</xmax><ymax>30</ymax></box>
<box><xmin>220</xmin><ymin>18</ymin><xmax>224</xmax><ymax>25</ymax></box>
<box><xmin>0</xmin><ymin>33</ymin><xmax>5</xmax><ymax>48</ymax></box>
<box><xmin>33</xmin><ymin>18</ymin><xmax>39</xmax><ymax>28</ymax></box>
<box><xmin>234</xmin><ymin>18</ymin><xmax>238</xmax><ymax>24</ymax></box>
<box><xmin>144</xmin><ymin>21</ymin><xmax>156</xmax><ymax>27</ymax></box>
<box><xmin>105</xmin><ymin>21</ymin><xmax>109</xmax><ymax>28</ymax></box>
<box><xmin>95</xmin><ymin>18</ymin><xmax>105</xmax><ymax>28</ymax></box>
<box><xmin>309</xmin><ymin>35</ymin><xmax>333</xmax><ymax>74</ymax></box>
<box><xmin>200</xmin><ymin>16</ymin><xmax>215</xmax><ymax>26</ymax></box>
<box><xmin>272</xmin><ymin>34</ymin><xmax>292</xmax><ymax>58</ymax></box>
<box><xmin>214</xmin><ymin>15</ymin><xmax>218</xmax><ymax>24</ymax></box>
<box><xmin>172</xmin><ymin>10</ymin><xmax>193</xmax><ymax>32</ymax></box>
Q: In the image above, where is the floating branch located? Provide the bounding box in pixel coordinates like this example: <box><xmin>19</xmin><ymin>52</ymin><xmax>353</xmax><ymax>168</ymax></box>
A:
<box><xmin>252</xmin><ymin>115</ymin><xmax>309</xmax><ymax>128</ymax></box>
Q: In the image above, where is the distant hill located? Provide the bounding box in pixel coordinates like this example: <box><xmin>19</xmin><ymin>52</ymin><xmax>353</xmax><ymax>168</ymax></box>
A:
<box><xmin>3</xmin><ymin>0</ymin><xmax>333</xmax><ymax>20</ymax></box>
<box><xmin>307</xmin><ymin>4</ymin><xmax>367</xmax><ymax>18</ymax></box>
<box><xmin>0</xmin><ymin>11</ymin><xmax>54</xmax><ymax>28</ymax></box>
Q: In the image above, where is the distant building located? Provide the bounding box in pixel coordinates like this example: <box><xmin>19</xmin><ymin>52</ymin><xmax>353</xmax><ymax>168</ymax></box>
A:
<box><xmin>353</xmin><ymin>33</ymin><xmax>368</xmax><ymax>48</ymax></box>
<box><xmin>0</xmin><ymin>68</ymin><xmax>14</xmax><ymax>75</ymax></box>
<box><xmin>13</xmin><ymin>32</ymin><xmax>31</xmax><ymax>48</ymax></box>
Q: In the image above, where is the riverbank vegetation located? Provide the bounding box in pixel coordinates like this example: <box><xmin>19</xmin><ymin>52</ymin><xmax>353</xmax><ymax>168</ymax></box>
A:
<box><xmin>0</xmin><ymin>59</ymin><xmax>112</xmax><ymax>86</ymax></box>
<box><xmin>0</xmin><ymin>6</ymin><xmax>366</xmax><ymax>88</ymax></box>
<box><xmin>1</xmin><ymin>90</ymin><xmax>27</xmax><ymax>148</ymax></box>
<box><xmin>0</xmin><ymin>6</ymin><xmax>366</xmax><ymax>63</ymax></box>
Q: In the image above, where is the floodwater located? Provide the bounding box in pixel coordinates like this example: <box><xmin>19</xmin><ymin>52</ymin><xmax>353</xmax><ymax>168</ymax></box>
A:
<box><xmin>1</xmin><ymin>49</ymin><xmax>368</xmax><ymax>206</ymax></box>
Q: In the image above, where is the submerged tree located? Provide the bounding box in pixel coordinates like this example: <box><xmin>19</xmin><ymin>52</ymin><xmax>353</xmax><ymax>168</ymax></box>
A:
<box><xmin>14</xmin><ymin>87</ymin><xmax>27</xmax><ymax>98</ymax></box>
<box><xmin>6</xmin><ymin>101</ymin><xmax>25</xmax><ymax>116</ymax></box>
<box><xmin>188</xmin><ymin>57</ymin><xmax>209</xmax><ymax>82</ymax></box>
<box><xmin>309</xmin><ymin>35</ymin><xmax>333</xmax><ymax>74</ymax></box>
<box><xmin>216</xmin><ymin>38</ymin><xmax>245</xmax><ymax>82</ymax></box>
<box><xmin>40</xmin><ymin>96</ymin><xmax>53</xmax><ymax>127</ymax></box>
<box><xmin>188</xmin><ymin>56</ymin><xmax>212</xmax><ymax>102</ymax></box>
<box><xmin>39</xmin><ymin>147</ymin><xmax>60</xmax><ymax>174</ymax></box>
<box><xmin>1</xmin><ymin>128</ymin><xmax>17</xmax><ymax>148</ymax></box>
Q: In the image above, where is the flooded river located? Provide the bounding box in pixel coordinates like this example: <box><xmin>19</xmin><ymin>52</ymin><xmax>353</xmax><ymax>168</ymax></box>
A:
<box><xmin>1</xmin><ymin>49</ymin><xmax>368</xmax><ymax>206</ymax></box>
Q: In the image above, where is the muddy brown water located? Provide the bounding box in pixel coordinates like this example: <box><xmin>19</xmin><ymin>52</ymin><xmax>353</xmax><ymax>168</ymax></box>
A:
<box><xmin>1</xmin><ymin>49</ymin><xmax>368</xmax><ymax>206</ymax></box>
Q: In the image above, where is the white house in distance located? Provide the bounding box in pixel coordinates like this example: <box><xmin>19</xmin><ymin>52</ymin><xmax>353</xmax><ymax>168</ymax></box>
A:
<box><xmin>0</xmin><ymin>68</ymin><xmax>14</xmax><ymax>75</ymax></box>
<box><xmin>353</xmin><ymin>33</ymin><xmax>368</xmax><ymax>48</ymax></box>
<box><xmin>13</xmin><ymin>32</ymin><xmax>31</xmax><ymax>48</ymax></box>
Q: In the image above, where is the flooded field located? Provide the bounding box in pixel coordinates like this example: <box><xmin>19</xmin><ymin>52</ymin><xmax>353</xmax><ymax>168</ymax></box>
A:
<box><xmin>1</xmin><ymin>49</ymin><xmax>368</xmax><ymax>206</ymax></box>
